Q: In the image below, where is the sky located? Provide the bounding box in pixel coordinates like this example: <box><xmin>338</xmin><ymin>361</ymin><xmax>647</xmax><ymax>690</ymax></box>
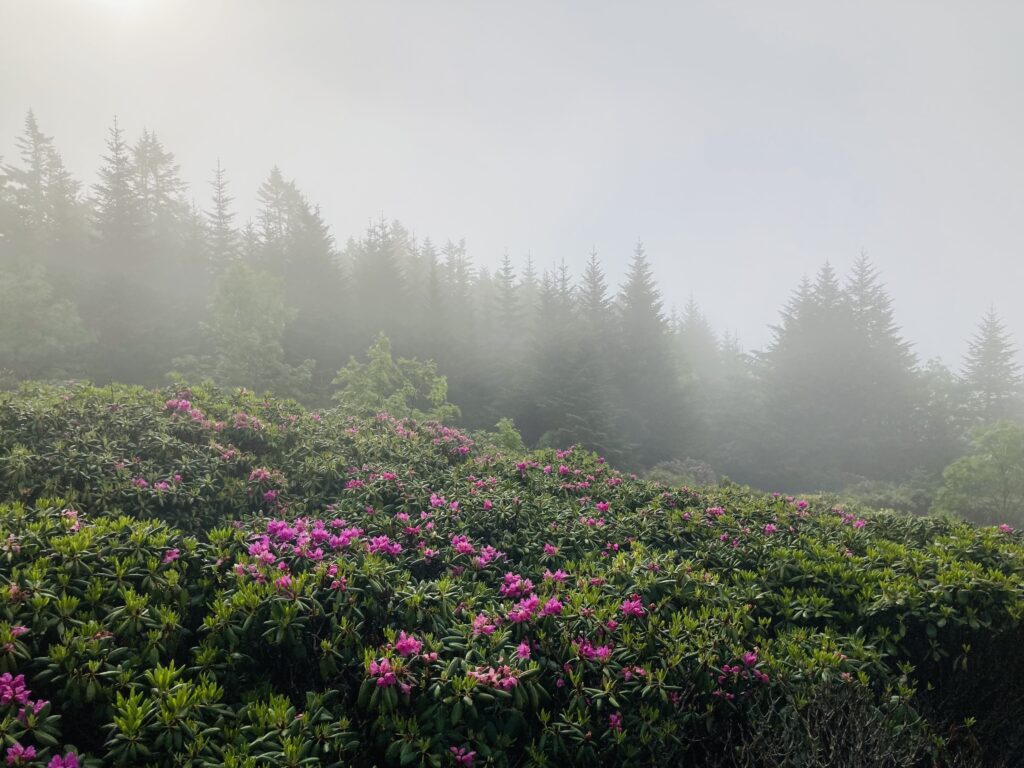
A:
<box><xmin>2</xmin><ymin>0</ymin><xmax>1022</xmax><ymax>363</ymax></box>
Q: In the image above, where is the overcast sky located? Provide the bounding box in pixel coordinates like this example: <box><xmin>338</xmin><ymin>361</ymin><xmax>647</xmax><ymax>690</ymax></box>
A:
<box><xmin>2</xmin><ymin>0</ymin><xmax>1022</xmax><ymax>362</ymax></box>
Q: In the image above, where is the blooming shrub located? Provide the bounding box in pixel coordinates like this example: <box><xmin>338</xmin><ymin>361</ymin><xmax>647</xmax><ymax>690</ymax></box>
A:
<box><xmin>0</xmin><ymin>383</ymin><xmax>1021</xmax><ymax>765</ymax></box>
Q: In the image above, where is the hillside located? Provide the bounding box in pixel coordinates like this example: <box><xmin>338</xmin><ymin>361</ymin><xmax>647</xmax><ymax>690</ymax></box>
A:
<box><xmin>0</xmin><ymin>382</ymin><xmax>1022</xmax><ymax>767</ymax></box>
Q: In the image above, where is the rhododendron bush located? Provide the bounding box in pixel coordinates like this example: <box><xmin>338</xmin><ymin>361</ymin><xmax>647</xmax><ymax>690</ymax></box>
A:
<box><xmin>0</xmin><ymin>383</ymin><xmax>1021</xmax><ymax>766</ymax></box>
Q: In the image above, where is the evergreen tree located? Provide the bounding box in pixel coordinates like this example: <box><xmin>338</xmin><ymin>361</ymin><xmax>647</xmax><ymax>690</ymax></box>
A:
<box><xmin>962</xmin><ymin>308</ymin><xmax>1022</xmax><ymax>423</ymax></box>
<box><xmin>173</xmin><ymin>263</ymin><xmax>313</xmax><ymax>396</ymax></box>
<box><xmin>91</xmin><ymin>117</ymin><xmax>144</xmax><ymax>258</ymax></box>
<box><xmin>578</xmin><ymin>249</ymin><xmax>611</xmax><ymax>331</ymax></box>
<box><xmin>1</xmin><ymin>111</ymin><xmax>85</xmax><ymax>279</ymax></box>
<box><xmin>0</xmin><ymin>265</ymin><xmax>92</xmax><ymax>383</ymax></box>
<box><xmin>86</xmin><ymin>118</ymin><xmax>151</xmax><ymax>383</ymax></box>
<box><xmin>612</xmin><ymin>242</ymin><xmax>686</xmax><ymax>467</ymax></box>
<box><xmin>760</xmin><ymin>264</ymin><xmax>857</xmax><ymax>487</ymax></box>
<box><xmin>205</xmin><ymin>159</ymin><xmax>238</xmax><ymax>274</ymax></box>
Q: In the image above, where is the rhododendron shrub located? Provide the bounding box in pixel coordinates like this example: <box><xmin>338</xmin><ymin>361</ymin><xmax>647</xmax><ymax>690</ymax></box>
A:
<box><xmin>0</xmin><ymin>383</ymin><xmax>1021</xmax><ymax>765</ymax></box>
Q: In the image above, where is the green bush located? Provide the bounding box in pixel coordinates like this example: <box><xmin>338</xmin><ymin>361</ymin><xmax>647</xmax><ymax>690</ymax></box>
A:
<box><xmin>0</xmin><ymin>383</ymin><xmax>1021</xmax><ymax>766</ymax></box>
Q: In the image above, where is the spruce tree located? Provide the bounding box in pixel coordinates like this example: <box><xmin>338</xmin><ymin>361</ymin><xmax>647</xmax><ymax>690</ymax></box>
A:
<box><xmin>205</xmin><ymin>159</ymin><xmax>238</xmax><ymax>274</ymax></box>
<box><xmin>613</xmin><ymin>242</ymin><xmax>686</xmax><ymax>467</ymax></box>
<box><xmin>2</xmin><ymin>111</ymin><xmax>85</xmax><ymax>276</ymax></box>
<box><xmin>962</xmin><ymin>308</ymin><xmax>1022</xmax><ymax>423</ymax></box>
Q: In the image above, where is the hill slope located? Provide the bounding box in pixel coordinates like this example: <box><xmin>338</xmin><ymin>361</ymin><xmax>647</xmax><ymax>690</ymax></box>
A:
<box><xmin>0</xmin><ymin>382</ymin><xmax>1022</xmax><ymax>767</ymax></box>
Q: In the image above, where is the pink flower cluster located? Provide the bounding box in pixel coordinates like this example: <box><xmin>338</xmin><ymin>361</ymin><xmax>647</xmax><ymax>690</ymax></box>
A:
<box><xmin>450</xmin><ymin>534</ymin><xmax>475</xmax><ymax>555</ymax></box>
<box><xmin>834</xmin><ymin>509</ymin><xmax>867</xmax><ymax>528</ymax></box>
<box><xmin>369</xmin><ymin>658</ymin><xmax>397</xmax><ymax>687</ymax></box>
<box><xmin>0</xmin><ymin>673</ymin><xmax>30</xmax><ymax>706</ymax></box>
<box><xmin>467</xmin><ymin>664</ymin><xmax>519</xmax><ymax>690</ymax></box>
<box><xmin>499</xmin><ymin>573</ymin><xmax>534</xmax><ymax>599</ymax></box>
<box><xmin>471</xmin><ymin>613</ymin><xmax>498</xmax><ymax>636</ymax></box>
<box><xmin>4</xmin><ymin>743</ymin><xmax>35</xmax><ymax>766</ymax></box>
<box><xmin>620</xmin><ymin>596</ymin><xmax>645</xmax><ymax>618</ymax></box>
<box><xmin>472</xmin><ymin>545</ymin><xmax>505</xmax><ymax>569</ymax></box>
<box><xmin>574</xmin><ymin>638</ymin><xmax>612</xmax><ymax>663</ymax></box>
<box><xmin>449</xmin><ymin>746</ymin><xmax>476</xmax><ymax>766</ymax></box>
<box><xmin>367</xmin><ymin>535</ymin><xmax>402</xmax><ymax>557</ymax></box>
<box><xmin>393</xmin><ymin>631</ymin><xmax>423</xmax><ymax>657</ymax></box>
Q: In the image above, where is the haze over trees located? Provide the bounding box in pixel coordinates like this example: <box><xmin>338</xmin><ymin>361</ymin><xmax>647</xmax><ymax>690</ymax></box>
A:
<box><xmin>1</xmin><ymin>112</ymin><xmax>1022</xmax><ymax>513</ymax></box>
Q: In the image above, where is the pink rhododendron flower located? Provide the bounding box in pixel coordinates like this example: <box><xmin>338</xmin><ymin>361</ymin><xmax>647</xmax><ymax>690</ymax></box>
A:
<box><xmin>999</xmin><ymin>524</ymin><xmax>1014</xmax><ymax>534</ymax></box>
<box><xmin>394</xmin><ymin>631</ymin><xmax>423</xmax><ymax>657</ymax></box>
<box><xmin>47</xmin><ymin>753</ymin><xmax>79</xmax><ymax>768</ymax></box>
<box><xmin>467</xmin><ymin>664</ymin><xmax>519</xmax><ymax>690</ymax></box>
<box><xmin>369</xmin><ymin>658</ymin><xmax>397</xmax><ymax>687</ymax></box>
<box><xmin>5</xmin><ymin>743</ymin><xmax>35</xmax><ymax>766</ymax></box>
<box><xmin>450</xmin><ymin>746</ymin><xmax>476</xmax><ymax>766</ymax></box>
<box><xmin>162</xmin><ymin>548</ymin><xmax>180</xmax><ymax>564</ymax></box>
<box><xmin>543</xmin><ymin>543</ymin><xmax>558</xmax><ymax>556</ymax></box>
<box><xmin>608</xmin><ymin>712</ymin><xmax>622</xmax><ymax>732</ymax></box>
<box><xmin>541</xmin><ymin>597</ymin><xmax>563</xmax><ymax>616</ymax></box>
<box><xmin>0</xmin><ymin>674</ymin><xmax>30</xmax><ymax>705</ymax></box>
<box><xmin>471</xmin><ymin>614</ymin><xmax>497</xmax><ymax>636</ymax></box>
<box><xmin>620</xmin><ymin>597</ymin><xmax>645</xmax><ymax>618</ymax></box>
<box><xmin>762</xmin><ymin>523</ymin><xmax>777</xmax><ymax>535</ymax></box>
<box><xmin>516</xmin><ymin>641</ymin><xmax>531</xmax><ymax>660</ymax></box>
<box><xmin>368</xmin><ymin>535</ymin><xmax>402</xmax><ymax>556</ymax></box>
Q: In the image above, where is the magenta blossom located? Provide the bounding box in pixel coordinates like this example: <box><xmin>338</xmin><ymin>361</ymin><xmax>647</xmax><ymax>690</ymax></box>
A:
<box><xmin>450</xmin><ymin>746</ymin><xmax>476</xmax><ymax>766</ymax></box>
<box><xmin>162</xmin><ymin>548</ymin><xmax>181</xmax><ymax>564</ymax></box>
<box><xmin>394</xmin><ymin>631</ymin><xmax>423</xmax><ymax>657</ymax></box>
<box><xmin>620</xmin><ymin>597</ymin><xmax>645</xmax><ymax>618</ymax></box>
<box><xmin>540</xmin><ymin>597</ymin><xmax>563</xmax><ymax>616</ymax></box>
<box><xmin>4</xmin><ymin>743</ymin><xmax>35</xmax><ymax>766</ymax></box>
<box><xmin>367</xmin><ymin>535</ymin><xmax>402</xmax><ymax>556</ymax></box>
<box><xmin>369</xmin><ymin>658</ymin><xmax>397</xmax><ymax>687</ymax></box>
<box><xmin>47</xmin><ymin>753</ymin><xmax>79</xmax><ymax>768</ymax></box>
<box><xmin>516</xmin><ymin>641</ymin><xmax>531</xmax><ymax>660</ymax></box>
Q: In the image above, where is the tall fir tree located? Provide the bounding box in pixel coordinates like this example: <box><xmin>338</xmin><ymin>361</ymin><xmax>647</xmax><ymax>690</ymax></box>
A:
<box><xmin>2</xmin><ymin>111</ymin><xmax>85</xmax><ymax>274</ymax></box>
<box><xmin>962</xmin><ymin>308</ymin><xmax>1022</xmax><ymax>423</ymax></box>
<box><xmin>613</xmin><ymin>242</ymin><xmax>687</xmax><ymax>467</ymax></box>
<box><xmin>205</xmin><ymin>159</ymin><xmax>238</xmax><ymax>274</ymax></box>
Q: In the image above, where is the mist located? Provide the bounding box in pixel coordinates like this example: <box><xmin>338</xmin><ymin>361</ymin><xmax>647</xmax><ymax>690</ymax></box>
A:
<box><xmin>4</xmin><ymin>1</ymin><xmax>1024</xmax><ymax>361</ymax></box>
<box><xmin>2</xmin><ymin>0</ymin><xmax>1024</xmax><ymax>496</ymax></box>
<box><xmin>4</xmin><ymin>5</ymin><xmax>1024</xmax><ymax>765</ymax></box>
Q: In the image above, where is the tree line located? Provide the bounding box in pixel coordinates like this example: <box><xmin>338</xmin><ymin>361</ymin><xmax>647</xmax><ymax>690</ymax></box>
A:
<box><xmin>1</xmin><ymin>111</ymin><xmax>1021</xmax><ymax>496</ymax></box>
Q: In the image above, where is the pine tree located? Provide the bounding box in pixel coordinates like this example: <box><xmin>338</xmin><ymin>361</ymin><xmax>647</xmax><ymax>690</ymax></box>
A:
<box><xmin>678</xmin><ymin>296</ymin><xmax>720</xmax><ymax>380</ymax></box>
<box><xmin>86</xmin><ymin>117</ymin><xmax>151</xmax><ymax>383</ymax></box>
<box><xmin>205</xmin><ymin>159</ymin><xmax>238</xmax><ymax>274</ymax></box>
<box><xmin>962</xmin><ymin>308</ymin><xmax>1022</xmax><ymax>423</ymax></box>
<box><xmin>132</xmin><ymin>129</ymin><xmax>187</xmax><ymax>239</ymax></box>
<box><xmin>91</xmin><ymin>117</ymin><xmax>144</xmax><ymax>260</ymax></box>
<box><xmin>760</xmin><ymin>264</ymin><xmax>857</xmax><ymax>488</ymax></box>
<box><xmin>612</xmin><ymin>242</ymin><xmax>686</xmax><ymax>467</ymax></box>
<box><xmin>2</xmin><ymin>111</ymin><xmax>85</xmax><ymax>274</ymax></box>
<box><xmin>578</xmin><ymin>249</ymin><xmax>611</xmax><ymax>331</ymax></box>
<box><xmin>346</xmin><ymin>216</ymin><xmax>409</xmax><ymax>349</ymax></box>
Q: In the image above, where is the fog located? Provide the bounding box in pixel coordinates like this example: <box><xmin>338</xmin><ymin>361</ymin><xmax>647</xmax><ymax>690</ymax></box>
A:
<box><xmin>2</xmin><ymin>0</ymin><xmax>1023</xmax><ymax>494</ymax></box>
<box><xmin>3</xmin><ymin>0</ymin><xmax>1023</xmax><ymax>361</ymax></box>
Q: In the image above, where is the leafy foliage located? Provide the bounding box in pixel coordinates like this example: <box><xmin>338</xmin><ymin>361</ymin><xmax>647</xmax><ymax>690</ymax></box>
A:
<box><xmin>933</xmin><ymin>422</ymin><xmax>1024</xmax><ymax>527</ymax></box>
<box><xmin>0</xmin><ymin>383</ymin><xmax>1021</xmax><ymax>766</ymax></box>
<box><xmin>333</xmin><ymin>334</ymin><xmax>459</xmax><ymax>423</ymax></box>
